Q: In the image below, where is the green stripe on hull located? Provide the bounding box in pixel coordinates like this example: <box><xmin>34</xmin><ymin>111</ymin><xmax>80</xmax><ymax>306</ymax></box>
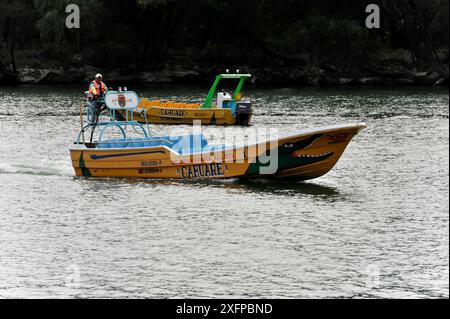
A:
<box><xmin>245</xmin><ymin>151</ymin><xmax>333</xmax><ymax>177</ymax></box>
<box><xmin>79</xmin><ymin>152</ymin><xmax>92</xmax><ymax>177</ymax></box>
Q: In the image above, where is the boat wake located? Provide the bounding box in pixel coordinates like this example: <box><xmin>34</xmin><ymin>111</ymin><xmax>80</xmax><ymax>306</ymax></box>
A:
<box><xmin>0</xmin><ymin>162</ymin><xmax>73</xmax><ymax>177</ymax></box>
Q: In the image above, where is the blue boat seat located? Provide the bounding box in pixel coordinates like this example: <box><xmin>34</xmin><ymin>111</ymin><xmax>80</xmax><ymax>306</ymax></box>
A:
<box><xmin>169</xmin><ymin>134</ymin><xmax>209</xmax><ymax>154</ymax></box>
<box><xmin>96</xmin><ymin>134</ymin><xmax>212</xmax><ymax>154</ymax></box>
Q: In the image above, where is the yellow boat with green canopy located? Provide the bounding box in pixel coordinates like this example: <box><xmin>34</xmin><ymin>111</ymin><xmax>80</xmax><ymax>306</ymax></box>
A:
<box><xmin>117</xmin><ymin>73</ymin><xmax>253</xmax><ymax>125</ymax></box>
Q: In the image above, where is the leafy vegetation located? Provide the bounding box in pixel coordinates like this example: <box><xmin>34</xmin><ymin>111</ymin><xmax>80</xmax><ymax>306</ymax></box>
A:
<box><xmin>0</xmin><ymin>0</ymin><xmax>448</xmax><ymax>84</ymax></box>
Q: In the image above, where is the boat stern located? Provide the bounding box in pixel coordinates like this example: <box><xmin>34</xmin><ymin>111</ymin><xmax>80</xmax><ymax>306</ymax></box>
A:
<box><xmin>70</xmin><ymin>145</ymin><xmax>91</xmax><ymax>177</ymax></box>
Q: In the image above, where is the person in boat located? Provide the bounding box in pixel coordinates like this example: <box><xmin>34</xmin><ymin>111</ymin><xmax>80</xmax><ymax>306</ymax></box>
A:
<box><xmin>88</xmin><ymin>74</ymin><xmax>108</xmax><ymax>125</ymax></box>
<box><xmin>89</xmin><ymin>74</ymin><xmax>108</xmax><ymax>100</ymax></box>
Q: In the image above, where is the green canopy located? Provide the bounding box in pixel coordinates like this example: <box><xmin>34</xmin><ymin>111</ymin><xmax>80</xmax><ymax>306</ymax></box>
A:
<box><xmin>202</xmin><ymin>74</ymin><xmax>252</xmax><ymax>109</ymax></box>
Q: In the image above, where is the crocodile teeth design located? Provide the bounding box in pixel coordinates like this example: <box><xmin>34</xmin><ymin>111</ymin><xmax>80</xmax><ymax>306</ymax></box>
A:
<box><xmin>293</xmin><ymin>152</ymin><xmax>333</xmax><ymax>158</ymax></box>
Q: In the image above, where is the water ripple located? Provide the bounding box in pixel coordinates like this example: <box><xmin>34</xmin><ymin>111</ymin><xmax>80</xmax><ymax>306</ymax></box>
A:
<box><xmin>0</xmin><ymin>85</ymin><xmax>448</xmax><ymax>299</ymax></box>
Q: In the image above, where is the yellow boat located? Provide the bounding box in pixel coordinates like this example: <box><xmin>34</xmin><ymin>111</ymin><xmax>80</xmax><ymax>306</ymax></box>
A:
<box><xmin>71</xmin><ymin>91</ymin><xmax>367</xmax><ymax>180</ymax></box>
<box><xmin>116</xmin><ymin>73</ymin><xmax>253</xmax><ymax>125</ymax></box>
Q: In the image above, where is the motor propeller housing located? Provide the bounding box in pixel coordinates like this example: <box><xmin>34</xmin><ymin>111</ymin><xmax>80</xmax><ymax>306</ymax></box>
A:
<box><xmin>235</xmin><ymin>102</ymin><xmax>253</xmax><ymax>126</ymax></box>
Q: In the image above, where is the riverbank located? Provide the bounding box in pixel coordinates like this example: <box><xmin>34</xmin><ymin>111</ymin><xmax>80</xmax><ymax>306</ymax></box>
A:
<box><xmin>1</xmin><ymin>51</ymin><xmax>448</xmax><ymax>87</ymax></box>
<box><xmin>1</xmin><ymin>65</ymin><xmax>444</xmax><ymax>87</ymax></box>
<box><xmin>1</xmin><ymin>48</ymin><xmax>448</xmax><ymax>87</ymax></box>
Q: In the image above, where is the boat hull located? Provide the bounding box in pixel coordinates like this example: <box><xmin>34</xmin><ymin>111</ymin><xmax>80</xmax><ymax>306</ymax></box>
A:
<box><xmin>70</xmin><ymin>123</ymin><xmax>366</xmax><ymax>180</ymax></box>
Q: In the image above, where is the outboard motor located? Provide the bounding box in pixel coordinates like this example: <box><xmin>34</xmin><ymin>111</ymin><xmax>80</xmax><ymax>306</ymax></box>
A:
<box><xmin>235</xmin><ymin>101</ymin><xmax>253</xmax><ymax>126</ymax></box>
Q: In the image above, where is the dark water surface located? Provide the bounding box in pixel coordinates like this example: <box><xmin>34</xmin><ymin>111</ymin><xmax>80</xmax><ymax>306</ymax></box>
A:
<box><xmin>0</xmin><ymin>85</ymin><xmax>448</xmax><ymax>298</ymax></box>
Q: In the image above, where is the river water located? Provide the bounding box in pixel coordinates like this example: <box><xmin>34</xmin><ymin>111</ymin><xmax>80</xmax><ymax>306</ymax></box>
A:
<box><xmin>0</xmin><ymin>85</ymin><xmax>448</xmax><ymax>299</ymax></box>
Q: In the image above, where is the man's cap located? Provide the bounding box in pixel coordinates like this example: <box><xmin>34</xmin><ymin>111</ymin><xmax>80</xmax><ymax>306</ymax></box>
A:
<box><xmin>95</xmin><ymin>73</ymin><xmax>103</xmax><ymax>79</ymax></box>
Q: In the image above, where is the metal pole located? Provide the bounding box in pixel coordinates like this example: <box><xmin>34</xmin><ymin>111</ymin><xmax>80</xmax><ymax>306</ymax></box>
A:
<box><xmin>79</xmin><ymin>103</ymin><xmax>85</xmax><ymax>144</ymax></box>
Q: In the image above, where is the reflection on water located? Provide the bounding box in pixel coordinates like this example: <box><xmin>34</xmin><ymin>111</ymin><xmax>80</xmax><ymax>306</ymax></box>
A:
<box><xmin>0</xmin><ymin>85</ymin><xmax>448</xmax><ymax>299</ymax></box>
<box><xmin>73</xmin><ymin>176</ymin><xmax>341</xmax><ymax>198</ymax></box>
<box><xmin>223</xmin><ymin>180</ymin><xmax>341</xmax><ymax>198</ymax></box>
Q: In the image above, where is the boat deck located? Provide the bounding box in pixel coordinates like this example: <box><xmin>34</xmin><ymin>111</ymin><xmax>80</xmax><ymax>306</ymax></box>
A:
<box><xmin>95</xmin><ymin>134</ymin><xmax>228</xmax><ymax>154</ymax></box>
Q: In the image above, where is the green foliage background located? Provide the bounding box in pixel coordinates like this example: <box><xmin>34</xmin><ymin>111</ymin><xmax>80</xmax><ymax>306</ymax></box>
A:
<box><xmin>0</xmin><ymin>0</ymin><xmax>448</xmax><ymax>82</ymax></box>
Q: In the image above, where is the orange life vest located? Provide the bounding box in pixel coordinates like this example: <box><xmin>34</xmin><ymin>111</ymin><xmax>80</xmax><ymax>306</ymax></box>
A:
<box><xmin>89</xmin><ymin>81</ymin><xmax>107</xmax><ymax>97</ymax></box>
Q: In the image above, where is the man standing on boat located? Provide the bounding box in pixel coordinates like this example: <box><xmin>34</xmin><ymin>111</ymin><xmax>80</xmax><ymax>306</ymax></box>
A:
<box><xmin>88</xmin><ymin>74</ymin><xmax>108</xmax><ymax>126</ymax></box>
<box><xmin>89</xmin><ymin>74</ymin><xmax>108</xmax><ymax>99</ymax></box>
